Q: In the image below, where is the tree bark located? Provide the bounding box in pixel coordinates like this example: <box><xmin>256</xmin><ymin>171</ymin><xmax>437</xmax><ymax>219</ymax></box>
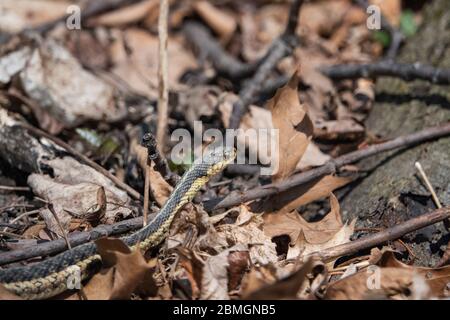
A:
<box><xmin>341</xmin><ymin>0</ymin><xmax>450</xmax><ymax>266</ymax></box>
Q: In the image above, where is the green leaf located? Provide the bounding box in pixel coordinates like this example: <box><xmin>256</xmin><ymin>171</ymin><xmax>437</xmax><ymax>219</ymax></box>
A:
<box><xmin>76</xmin><ymin>128</ymin><xmax>120</xmax><ymax>158</ymax></box>
<box><xmin>372</xmin><ymin>30</ymin><xmax>391</xmax><ymax>47</ymax></box>
<box><xmin>98</xmin><ymin>137</ymin><xmax>120</xmax><ymax>157</ymax></box>
<box><xmin>400</xmin><ymin>10</ymin><xmax>417</xmax><ymax>37</ymax></box>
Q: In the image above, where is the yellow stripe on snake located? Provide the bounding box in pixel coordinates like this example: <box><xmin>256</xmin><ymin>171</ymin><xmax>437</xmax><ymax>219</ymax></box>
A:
<box><xmin>0</xmin><ymin>148</ymin><xmax>236</xmax><ymax>299</ymax></box>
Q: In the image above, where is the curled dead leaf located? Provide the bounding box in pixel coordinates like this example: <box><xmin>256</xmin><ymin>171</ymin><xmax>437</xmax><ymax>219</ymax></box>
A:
<box><xmin>219</xmin><ymin>93</ymin><xmax>327</xmax><ymax>173</ymax></box>
<box><xmin>325</xmin><ymin>267</ymin><xmax>416</xmax><ymax>300</ymax></box>
<box><xmin>242</xmin><ymin>258</ymin><xmax>314</xmax><ymax>300</ymax></box>
<box><xmin>264</xmin><ymin>194</ymin><xmax>344</xmax><ymax>243</ymax></box>
<box><xmin>84</xmin><ymin>187</ymin><xmax>107</xmax><ymax>226</ymax></box>
<box><xmin>263</xmin><ymin>194</ymin><xmax>355</xmax><ymax>263</ymax></box>
<box><xmin>268</xmin><ymin>68</ymin><xmax>314</xmax><ymax>181</ymax></box>
<box><xmin>201</xmin><ymin>244</ymin><xmax>248</xmax><ymax>300</ymax></box>
<box><xmin>68</xmin><ymin>238</ymin><xmax>157</xmax><ymax>300</ymax></box>
<box><xmin>228</xmin><ymin>250</ymin><xmax>251</xmax><ymax>291</ymax></box>
<box><xmin>28</xmin><ymin>172</ymin><xmax>131</xmax><ymax>235</ymax></box>
<box><xmin>204</xmin><ymin>205</ymin><xmax>278</xmax><ymax>265</ymax></box>
<box><xmin>256</xmin><ymin>175</ymin><xmax>352</xmax><ymax>214</ymax></box>
<box><xmin>377</xmin><ymin>251</ymin><xmax>450</xmax><ymax>298</ymax></box>
<box><xmin>326</xmin><ymin>250</ymin><xmax>450</xmax><ymax>299</ymax></box>
<box><xmin>290</xmin><ymin>219</ymin><xmax>355</xmax><ymax>262</ymax></box>
<box><xmin>177</xmin><ymin>249</ymin><xmax>203</xmax><ymax>299</ymax></box>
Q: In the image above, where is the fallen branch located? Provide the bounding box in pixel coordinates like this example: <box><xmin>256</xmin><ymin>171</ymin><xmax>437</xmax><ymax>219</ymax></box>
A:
<box><xmin>310</xmin><ymin>206</ymin><xmax>450</xmax><ymax>262</ymax></box>
<box><xmin>226</xmin><ymin>164</ymin><xmax>261</xmax><ymax>177</ymax></box>
<box><xmin>228</xmin><ymin>0</ymin><xmax>304</xmax><ymax>129</ymax></box>
<box><xmin>0</xmin><ymin>215</ymin><xmax>149</xmax><ymax>266</ymax></box>
<box><xmin>183</xmin><ymin>21</ymin><xmax>256</xmax><ymax>79</ymax></box>
<box><xmin>204</xmin><ymin>122</ymin><xmax>450</xmax><ymax>211</ymax></box>
<box><xmin>3</xmin><ymin>131</ymin><xmax>449</xmax><ymax>266</ymax></box>
<box><xmin>0</xmin><ymin>223</ymin><xmax>23</xmax><ymax>230</ymax></box>
<box><xmin>355</xmin><ymin>0</ymin><xmax>404</xmax><ymax>60</ymax></box>
<box><xmin>320</xmin><ymin>61</ymin><xmax>450</xmax><ymax>84</ymax></box>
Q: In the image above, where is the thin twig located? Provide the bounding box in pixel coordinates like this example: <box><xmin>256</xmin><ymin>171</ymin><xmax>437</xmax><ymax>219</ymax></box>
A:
<box><xmin>0</xmin><ymin>223</ymin><xmax>24</xmax><ymax>230</ymax></box>
<box><xmin>396</xmin><ymin>238</ymin><xmax>417</xmax><ymax>260</ymax></box>
<box><xmin>320</xmin><ymin>61</ymin><xmax>450</xmax><ymax>84</ymax></box>
<box><xmin>415</xmin><ymin>162</ymin><xmax>442</xmax><ymax>208</ymax></box>
<box><xmin>21</xmin><ymin>123</ymin><xmax>141</xmax><ymax>200</ymax></box>
<box><xmin>0</xmin><ymin>186</ymin><xmax>31</xmax><ymax>192</ymax></box>
<box><xmin>48</xmin><ymin>204</ymin><xmax>71</xmax><ymax>250</ymax></box>
<box><xmin>308</xmin><ymin>206</ymin><xmax>450</xmax><ymax>262</ymax></box>
<box><xmin>143</xmin><ymin>165</ymin><xmax>151</xmax><ymax>227</ymax></box>
<box><xmin>329</xmin><ymin>260</ymin><xmax>370</xmax><ymax>274</ymax></box>
<box><xmin>183</xmin><ymin>0</ymin><xmax>302</xmax><ymax>82</ymax></box>
<box><xmin>204</xmin><ymin>122</ymin><xmax>450</xmax><ymax>211</ymax></box>
<box><xmin>156</xmin><ymin>0</ymin><xmax>169</xmax><ymax>151</ymax></box>
<box><xmin>9</xmin><ymin>210</ymin><xmax>41</xmax><ymax>225</ymax></box>
<box><xmin>0</xmin><ymin>231</ymin><xmax>24</xmax><ymax>239</ymax></box>
<box><xmin>183</xmin><ymin>21</ymin><xmax>256</xmax><ymax>79</ymax></box>
<box><xmin>0</xmin><ymin>204</ymin><xmax>35</xmax><ymax>213</ymax></box>
<box><xmin>415</xmin><ymin>161</ymin><xmax>448</xmax><ymax>229</ymax></box>
<box><xmin>228</xmin><ymin>0</ymin><xmax>304</xmax><ymax>129</ymax></box>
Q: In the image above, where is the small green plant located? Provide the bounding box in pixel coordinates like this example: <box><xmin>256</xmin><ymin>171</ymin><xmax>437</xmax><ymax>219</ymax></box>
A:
<box><xmin>400</xmin><ymin>10</ymin><xmax>418</xmax><ymax>37</ymax></box>
<box><xmin>373</xmin><ymin>30</ymin><xmax>391</xmax><ymax>47</ymax></box>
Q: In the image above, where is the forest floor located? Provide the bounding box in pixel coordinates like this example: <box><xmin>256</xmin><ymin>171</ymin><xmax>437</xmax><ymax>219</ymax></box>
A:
<box><xmin>0</xmin><ymin>0</ymin><xmax>449</xmax><ymax>300</ymax></box>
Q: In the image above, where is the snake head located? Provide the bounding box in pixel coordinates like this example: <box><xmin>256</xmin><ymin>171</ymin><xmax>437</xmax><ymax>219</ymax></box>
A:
<box><xmin>202</xmin><ymin>147</ymin><xmax>236</xmax><ymax>176</ymax></box>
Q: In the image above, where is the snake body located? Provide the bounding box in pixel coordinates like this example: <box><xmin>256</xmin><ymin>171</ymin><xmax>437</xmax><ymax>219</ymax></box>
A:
<box><xmin>0</xmin><ymin>148</ymin><xmax>236</xmax><ymax>299</ymax></box>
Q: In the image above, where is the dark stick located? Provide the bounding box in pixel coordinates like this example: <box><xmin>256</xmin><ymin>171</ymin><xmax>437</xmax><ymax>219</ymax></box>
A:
<box><xmin>355</xmin><ymin>0</ymin><xmax>404</xmax><ymax>60</ymax></box>
<box><xmin>228</xmin><ymin>0</ymin><xmax>304</xmax><ymax>129</ymax></box>
<box><xmin>258</xmin><ymin>75</ymin><xmax>291</xmax><ymax>102</ymax></box>
<box><xmin>311</xmin><ymin>206</ymin><xmax>450</xmax><ymax>262</ymax></box>
<box><xmin>226</xmin><ymin>164</ymin><xmax>261</xmax><ymax>176</ymax></box>
<box><xmin>183</xmin><ymin>21</ymin><xmax>256</xmax><ymax>79</ymax></box>
<box><xmin>284</xmin><ymin>0</ymin><xmax>304</xmax><ymax>36</ymax></box>
<box><xmin>141</xmin><ymin>133</ymin><xmax>179</xmax><ymax>187</ymax></box>
<box><xmin>4</xmin><ymin>126</ymin><xmax>450</xmax><ymax>266</ymax></box>
<box><xmin>0</xmin><ymin>223</ymin><xmax>23</xmax><ymax>230</ymax></box>
<box><xmin>204</xmin><ymin>122</ymin><xmax>450</xmax><ymax>211</ymax></box>
<box><xmin>0</xmin><ymin>216</ymin><xmax>147</xmax><ymax>266</ymax></box>
<box><xmin>320</xmin><ymin>61</ymin><xmax>450</xmax><ymax>84</ymax></box>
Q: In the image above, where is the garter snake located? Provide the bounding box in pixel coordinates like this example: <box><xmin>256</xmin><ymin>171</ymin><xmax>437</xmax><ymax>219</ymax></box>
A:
<box><xmin>0</xmin><ymin>148</ymin><xmax>236</xmax><ymax>299</ymax></box>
